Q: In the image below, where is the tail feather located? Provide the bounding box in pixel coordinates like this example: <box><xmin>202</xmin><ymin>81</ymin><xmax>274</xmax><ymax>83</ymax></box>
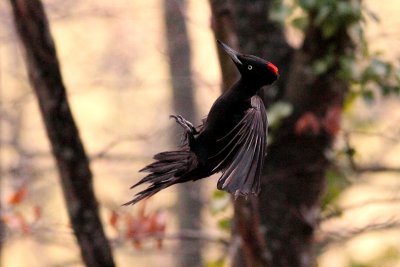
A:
<box><xmin>130</xmin><ymin>170</ymin><xmax>175</xmax><ymax>189</ymax></box>
<box><xmin>140</xmin><ymin>161</ymin><xmax>186</xmax><ymax>173</ymax></box>
<box><xmin>124</xmin><ymin>150</ymin><xmax>198</xmax><ymax>205</ymax></box>
<box><xmin>153</xmin><ymin>151</ymin><xmax>191</xmax><ymax>161</ymax></box>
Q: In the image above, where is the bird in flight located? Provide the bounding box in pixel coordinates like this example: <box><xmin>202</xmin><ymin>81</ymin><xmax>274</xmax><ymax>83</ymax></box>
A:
<box><xmin>125</xmin><ymin>41</ymin><xmax>279</xmax><ymax>205</ymax></box>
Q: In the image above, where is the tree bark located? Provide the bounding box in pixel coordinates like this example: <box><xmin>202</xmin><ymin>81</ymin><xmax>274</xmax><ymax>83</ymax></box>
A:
<box><xmin>164</xmin><ymin>1</ymin><xmax>203</xmax><ymax>266</ymax></box>
<box><xmin>8</xmin><ymin>1</ymin><xmax>115</xmax><ymax>266</ymax></box>
<box><xmin>259</xmin><ymin>18</ymin><xmax>353</xmax><ymax>266</ymax></box>
<box><xmin>210</xmin><ymin>0</ymin><xmax>354</xmax><ymax>266</ymax></box>
<box><xmin>209</xmin><ymin>0</ymin><xmax>240</xmax><ymax>90</ymax></box>
<box><xmin>230</xmin><ymin>0</ymin><xmax>294</xmax><ymax>103</ymax></box>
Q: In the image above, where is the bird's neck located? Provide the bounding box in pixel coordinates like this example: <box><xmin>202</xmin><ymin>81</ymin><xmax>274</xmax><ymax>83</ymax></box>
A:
<box><xmin>232</xmin><ymin>78</ymin><xmax>261</xmax><ymax>100</ymax></box>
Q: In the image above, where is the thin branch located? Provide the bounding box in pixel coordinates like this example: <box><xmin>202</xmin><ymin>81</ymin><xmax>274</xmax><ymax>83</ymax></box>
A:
<box><xmin>322</xmin><ymin>197</ymin><xmax>400</xmax><ymax>221</ymax></box>
<box><xmin>90</xmin><ymin>134</ymin><xmax>147</xmax><ymax>160</ymax></box>
<box><xmin>344</xmin><ymin>129</ymin><xmax>400</xmax><ymax>142</ymax></box>
<box><xmin>353</xmin><ymin>165</ymin><xmax>400</xmax><ymax>173</ymax></box>
<box><xmin>317</xmin><ymin>219</ymin><xmax>400</xmax><ymax>251</ymax></box>
<box><xmin>113</xmin><ymin>230</ymin><xmax>230</xmax><ymax>248</ymax></box>
<box><xmin>128</xmin><ymin>229</ymin><xmax>229</xmax><ymax>247</ymax></box>
<box><xmin>343</xmin><ymin>132</ymin><xmax>400</xmax><ymax>174</ymax></box>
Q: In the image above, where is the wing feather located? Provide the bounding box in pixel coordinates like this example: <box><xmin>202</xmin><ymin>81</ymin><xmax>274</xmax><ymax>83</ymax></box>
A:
<box><xmin>216</xmin><ymin>96</ymin><xmax>268</xmax><ymax>196</ymax></box>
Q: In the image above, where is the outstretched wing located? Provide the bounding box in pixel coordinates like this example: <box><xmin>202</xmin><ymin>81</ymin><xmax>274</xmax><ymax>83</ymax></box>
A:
<box><xmin>215</xmin><ymin>96</ymin><xmax>268</xmax><ymax>197</ymax></box>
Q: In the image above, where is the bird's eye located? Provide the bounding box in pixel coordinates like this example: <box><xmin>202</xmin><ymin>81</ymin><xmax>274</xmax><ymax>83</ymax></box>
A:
<box><xmin>247</xmin><ymin>65</ymin><xmax>253</xmax><ymax>70</ymax></box>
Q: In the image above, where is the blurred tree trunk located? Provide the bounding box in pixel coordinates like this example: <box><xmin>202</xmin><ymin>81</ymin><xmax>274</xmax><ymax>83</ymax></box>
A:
<box><xmin>164</xmin><ymin>1</ymin><xmax>203</xmax><ymax>266</ymax></box>
<box><xmin>210</xmin><ymin>0</ymin><xmax>354</xmax><ymax>266</ymax></box>
<box><xmin>8</xmin><ymin>1</ymin><xmax>115</xmax><ymax>267</ymax></box>
<box><xmin>209</xmin><ymin>0</ymin><xmax>240</xmax><ymax>89</ymax></box>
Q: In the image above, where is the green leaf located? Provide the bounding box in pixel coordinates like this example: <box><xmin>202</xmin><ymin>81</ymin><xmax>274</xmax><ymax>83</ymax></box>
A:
<box><xmin>210</xmin><ymin>190</ymin><xmax>230</xmax><ymax>214</ymax></box>
<box><xmin>321</xmin><ymin>21</ymin><xmax>338</xmax><ymax>38</ymax></box>
<box><xmin>217</xmin><ymin>217</ymin><xmax>231</xmax><ymax>232</ymax></box>
<box><xmin>349</xmin><ymin>261</ymin><xmax>371</xmax><ymax>267</ymax></box>
<box><xmin>337</xmin><ymin>1</ymin><xmax>352</xmax><ymax>16</ymax></box>
<box><xmin>213</xmin><ymin>190</ymin><xmax>227</xmax><ymax>199</ymax></box>
<box><xmin>345</xmin><ymin>147</ymin><xmax>356</xmax><ymax>158</ymax></box>
<box><xmin>344</xmin><ymin>90</ymin><xmax>359</xmax><ymax>111</ymax></box>
<box><xmin>268</xmin><ymin>101</ymin><xmax>293</xmax><ymax>128</ymax></box>
<box><xmin>338</xmin><ymin>55</ymin><xmax>356</xmax><ymax>81</ymax></box>
<box><xmin>370</xmin><ymin>58</ymin><xmax>390</xmax><ymax>77</ymax></box>
<box><xmin>313</xmin><ymin>57</ymin><xmax>333</xmax><ymax>75</ymax></box>
<box><xmin>207</xmin><ymin>259</ymin><xmax>225</xmax><ymax>267</ymax></box>
<box><xmin>395</xmin><ymin>70</ymin><xmax>400</xmax><ymax>82</ymax></box>
<box><xmin>361</xmin><ymin>88</ymin><xmax>374</xmax><ymax>102</ymax></box>
<box><xmin>321</xmin><ymin>169</ymin><xmax>349</xmax><ymax>209</ymax></box>
<box><xmin>298</xmin><ymin>0</ymin><xmax>317</xmax><ymax>11</ymax></box>
<box><xmin>337</xmin><ymin>1</ymin><xmax>361</xmax><ymax>25</ymax></box>
<box><xmin>382</xmin><ymin>85</ymin><xmax>393</xmax><ymax>96</ymax></box>
<box><xmin>270</xmin><ymin>2</ymin><xmax>294</xmax><ymax>24</ymax></box>
<box><xmin>314</xmin><ymin>5</ymin><xmax>332</xmax><ymax>26</ymax></box>
<box><xmin>291</xmin><ymin>16</ymin><xmax>309</xmax><ymax>31</ymax></box>
<box><xmin>313</xmin><ymin>61</ymin><xmax>327</xmax><ymax>75</ymax></box>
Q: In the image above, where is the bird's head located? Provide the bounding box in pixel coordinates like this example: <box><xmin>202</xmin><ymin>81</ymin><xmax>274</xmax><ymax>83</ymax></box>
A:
<box><xmin>217</xmin><ymin>40</ymin><xmax>279</xmax><ymax>87</ymax></box>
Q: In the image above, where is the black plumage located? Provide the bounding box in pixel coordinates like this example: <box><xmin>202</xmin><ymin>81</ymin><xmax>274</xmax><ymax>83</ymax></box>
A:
<box><xmin>125</xmin><ymin>41</ymin><xmax>279</xmax><ymax>205</ymax></box>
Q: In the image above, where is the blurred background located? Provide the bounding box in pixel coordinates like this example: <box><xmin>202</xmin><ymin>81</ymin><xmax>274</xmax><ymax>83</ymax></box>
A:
<box><xmin>1</xmin><ymin>0</ymin><xmax>400</xmax><ymax>266</ymax></box>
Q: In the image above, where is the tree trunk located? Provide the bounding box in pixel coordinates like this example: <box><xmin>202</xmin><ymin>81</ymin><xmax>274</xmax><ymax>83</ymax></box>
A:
<box><xmin>8</xmin><ymin>1</ymin><xmax>115</xmax><ymax>266</ymax></box>
<box><xmin>210</xmin><ymin>0</ymin><xmax>354</xmax><ymax>266</ymax></box>
<box><xmin>164</xmin><ymin>1</ymin><xmax>203</xmax><ymax>266</ymax></box>
<box><xmin>230</xmin><ymin>0</ymin><xmax>294</xmax><ymax>104</ymax></box>
<box><xmin>209</xmin><ymin>0</ymin><xmax>240</xmax><ymax>90</ymax></box>
<box><xmin>258</xmin><ymin>19</ymin><xmax>353</xmax><ymax>266</ymax></box>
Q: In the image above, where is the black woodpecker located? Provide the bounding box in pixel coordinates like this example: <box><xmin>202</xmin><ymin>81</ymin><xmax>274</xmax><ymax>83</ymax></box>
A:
<box><xmin>125</xmin><ymin>40</ymin><xmax>279</xmax><ymax>205</ymax></box>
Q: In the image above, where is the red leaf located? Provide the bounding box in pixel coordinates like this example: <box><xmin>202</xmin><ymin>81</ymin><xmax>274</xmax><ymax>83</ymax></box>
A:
<box><xmin>125</xmin><ymin>214</ymin><xmax>142</xmax><ymax>249</ymax></box>
<box><xmin>138</xmin><ymin>200</ymin><xmax>147</xmax><ymax>219</ymax></box>
<box><xmin>33</xmin><ymin>206</ymin><xmax>42</xmax><ymax>221</ymax></box>
<box><xmin>7</xmin><ymin>186</ymin><xmax>27</xmax><ymax>205</ymax></box>
<box><xmin>153</xmin><ymin>211</ymin><xmax>167</xmax><ymax>249</ymax></box>
<box><xmin>322</xmin><ymin>106</ymin><xmax>342</xmax><ymax>136</ymax></box>
<box><xmin>17</xmin><ymin>213</ymin><xmax>31</xmax><ymax>234</ymax></box>
<box><xmin>109</xmin><ymin>210</ymin><xmax>119</xmax><ymax>229</ymax></box>
<box><xmin>132</xmin><ymin>239</ymin><xmax>142</xmax><ymax>249</ymax></box>
<box><xmin>125</xmin><ymin>215</ymin><xmax>137</xmax><ymax>238</ymax></box>
<box><xmin>3</xmin><ymin>212</ymin><xmax>31</xmax><ymax>234</ymax></box>
<box><xmin>155</xmin><ymin>211</ymin><xmax>167</xmax><ymax>232</ymax></box>
<box><xmin>295</xmin><ymin>112</ymin><xmax>321</xmax><ymax>135</ymax></box>
<box><xmin>124</xmin><ymin>204</ymin><xmax>168</xmax><ymax>250</ymax></box>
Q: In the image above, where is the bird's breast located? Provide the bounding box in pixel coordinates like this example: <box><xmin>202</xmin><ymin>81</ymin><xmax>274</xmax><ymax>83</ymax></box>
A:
<box><xmin>193</xmin><ymin>97</ymin><xmax>250</xmax><ymax>167</ymax></box>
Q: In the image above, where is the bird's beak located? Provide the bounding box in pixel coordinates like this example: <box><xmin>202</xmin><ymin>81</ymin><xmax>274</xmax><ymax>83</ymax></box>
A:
<box><xmin>217</xmin><ymin>40</ymin><xmax>242</xmax><ymax>65</ymax></box>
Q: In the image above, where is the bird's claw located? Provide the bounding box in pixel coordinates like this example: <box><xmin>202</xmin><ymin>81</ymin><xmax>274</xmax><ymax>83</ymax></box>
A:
<box><xmin>170</xmin><ymin>115</ymin><xmax>198</xmax><ymax>134</ymax></box>
<box><xmin>170</xmin><ymin>115</ymin><xmax>198</xmax><ymax>148</ymax></box>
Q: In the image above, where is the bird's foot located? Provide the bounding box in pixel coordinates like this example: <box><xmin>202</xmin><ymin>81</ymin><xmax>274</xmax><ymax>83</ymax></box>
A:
<box><xmin>170</xmin><ymin>115</ymin><xmax>198</xmax><ymax>134</ymax></box>
<box><xmin>170</xmin><ymin>115</ymin><xmax>198</xmax><ymax>147</ymax></box>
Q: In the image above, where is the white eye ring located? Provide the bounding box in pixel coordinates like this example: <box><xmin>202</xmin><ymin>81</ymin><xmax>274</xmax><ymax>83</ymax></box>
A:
<box><xmin>248</xmin><ymin>65</ymin><xmax>253</xmax><ymax>70</ymax></box>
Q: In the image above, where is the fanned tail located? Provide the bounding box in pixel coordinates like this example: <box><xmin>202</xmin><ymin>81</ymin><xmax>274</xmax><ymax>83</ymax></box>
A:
<box><xmin>124</xmin><ymin>150</ymin><xmax>198</xmax><ymax>205</ymax></box>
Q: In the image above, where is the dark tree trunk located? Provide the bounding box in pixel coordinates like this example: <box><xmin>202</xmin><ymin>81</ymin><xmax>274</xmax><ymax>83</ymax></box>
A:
<box><xmin>230</xmin><ymin>0</ymin><xmax>294</xmax><ymax>103</ymax></box>
<box><xmin>164</xmin><ymin>1</ymin><xmax>203</xmax><ymax>266</ymax></box>
<box><xmin>8</xmin><ymin>1</ymin><xmax>115</xmax><ymax>266</ymax></box>
<box><xmin>210</xmin><ymin>0</ymin><xmax>354</xmax><ymax>266</ymax></box>
<box><xmin>209</xmin><ymin>0</ymin><xmax>240</xmax><ymax>89</ymax></box>
<box><xmin>259</xmin><ymin>19</ymin><xmax>353</xmax><ymax>267</ymax></box>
